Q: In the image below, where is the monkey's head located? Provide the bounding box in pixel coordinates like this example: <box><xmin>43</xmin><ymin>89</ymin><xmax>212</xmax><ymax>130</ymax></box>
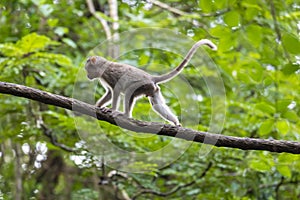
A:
<box><xmin>84</xmin><ymin>56</ymin><xmax>108</xmax><ymax>80</ymax></box>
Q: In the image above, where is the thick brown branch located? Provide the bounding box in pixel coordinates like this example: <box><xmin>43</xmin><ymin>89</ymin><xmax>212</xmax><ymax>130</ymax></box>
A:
<box><xmin>0</xmin><ymin>81</ymin><xmax>300</xmax><ymax>154</ymax></box>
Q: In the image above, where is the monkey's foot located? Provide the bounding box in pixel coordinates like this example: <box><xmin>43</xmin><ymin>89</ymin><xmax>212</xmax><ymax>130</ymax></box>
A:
<box><xmin>99</xmin><ymin>107</ymin><xmax>112</xmax><ymax>114</ymax></box>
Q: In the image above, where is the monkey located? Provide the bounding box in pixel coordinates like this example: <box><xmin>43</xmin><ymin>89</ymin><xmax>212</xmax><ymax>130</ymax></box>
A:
<box><xmin>85</xmin><ymin>39</ymin><xmax>217</xmax><ymax>126</ymax></box>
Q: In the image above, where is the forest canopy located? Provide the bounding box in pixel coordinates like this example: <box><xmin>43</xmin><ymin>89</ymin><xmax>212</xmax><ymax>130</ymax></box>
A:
<box><xmin>0</xmin><ymin>0</ymin><xmax>299</xmax><ymax>199</ymax></box>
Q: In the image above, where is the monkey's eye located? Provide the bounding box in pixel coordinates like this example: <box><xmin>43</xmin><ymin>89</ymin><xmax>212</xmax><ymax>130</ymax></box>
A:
<box><xmin>86</xmin><ymin>57</ymin><xmax>91</xmax><ymax>63</ymax></box>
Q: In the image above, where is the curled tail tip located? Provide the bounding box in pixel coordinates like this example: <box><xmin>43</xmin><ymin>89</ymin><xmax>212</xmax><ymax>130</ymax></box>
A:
<box><xmin>198</xmin><ymin>39</ymin><xmax>218</xmax><ymax>51</ymax></box>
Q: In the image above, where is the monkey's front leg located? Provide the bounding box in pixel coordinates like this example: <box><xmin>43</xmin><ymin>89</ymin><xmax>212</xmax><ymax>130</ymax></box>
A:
<box><xmin>97</xmin><ymin>88</ymin><xmax>121</xmax><ymax>118</ymax></box>
<box><xmin>96</xmin><ymin>90</ymin><xmax>112</xmax><ymax>107</ymax></box>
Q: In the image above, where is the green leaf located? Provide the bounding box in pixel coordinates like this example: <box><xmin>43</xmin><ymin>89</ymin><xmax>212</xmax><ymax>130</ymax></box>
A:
<box><xmin>254</xmin><ymin>102</ymin><xmax>275</xmax><ymax>115</ymax></box>
<box><xmin>187</xmin><ymin>189</ymin><xmax>201</xmax><ymax>195</ymax></box>
<box><xmin>282</xmin><ymin>63</ymin><xmax>300</xmax><ymax>75</ymax></box>
<box><xmin>278</xmin><ymin>153</ymin><xmax>296</xmax><ymax>163</ymax></box>
<box><xmin>16</xmin><ymin>33</ymin><xmax>54</xmax><ymax>54</ymax></box>
<box><xmin>39</xmin><ymin>4</ymin><xmax>54</xmax><ymax>17</ymax></box>
<box><xmin>219</xmin><ymin>37</ymin><xmax>235</xmax><ymax>51</ymax></box>
<box><xmin>210</xmin><ymin>26</ymin><xmax>231</xmax><ymax>37</ymax></box>
<box><xmin>277</xmin><ymin>100</ymin><xmax>292</xmax><ymax>113</ymax></box>
<box><xmin>32</xmin><ymin>52</ymin><xmax>72</xmax><ymax>67</ymax></box>
<box><xmin>282</xmin><ymin>33</ymin><xmax>300</xmax><ymax>54</ymax></box>
<box><xmin>139</xmin><ymin>53</ymin><xmax>150</xmax><ymax>66</ymax></box>
<box><xmin>199</xmin><ymin>0</ymin><xmax>213</xmax><ymax>12</ymax></box>
<box><xmin>237</xmin><ymin>71</ymin><xmax>252</xmax><ymax>83</ymax></box>
<box><xmin>283</xmin><ymin>110</ymin><xmax>299</xmax><ymax>122</ymax></box>
<box><xmin>244</xmin><ymin>8</ymin><xmax>259</xmax><ymax>21</ymax></box>
<box><xmin>54</xmin><ymin>27</ymin><xmax>69</xmax><ymax>37</ymax></box>
<box><xmin>246</xmin><ymin>25</ymin><xmax>262</xmax><ymax>48</ymax></box>
<box><xmin>0</xmin><ymin>43</ymin><xmax>24</xmax><ymax>57</ymax></box>
<box><xmin>277</xmin><ymin>165</ymin><xmax>292</xmax><ymax>178</ymax></box>
<box><xmin>224</xmin><ymin>11</ymin><xmax>240</xmax><ymax>27</ymax></box>
<box><xmin>62</xmin><ymin>38</ymin><xmax>77</xmax><ymax>48</ymax></box>
<box><xmin>243</xmin><ymin>60</ymin><xmax>263</xmax><ymax>82</ymax></box>
<box><xmin>250</xmin><ymin>160</ymin><xmax>272</xmax><ymax>172</ymax></box>
<box><xmin>47</xmin><ymin>18</ymin><xmax>59</xmax><ymax>27</ymax></box>
<box><xmin>275</xmin><ymin>119</ymin><xmax>289</xmax><ymax>135</ymax></box>
<box><xmin>241</xmin><ymin>1</ymin><xmax>263</xmax><ymax>10</ymax></box>
<box><xmin>259</xmin><ymin>119</ymin><xmax>274</xmax><ymax>136</ymax></box>
<box><xmin>214</xmin><ymin>0</ymin><xmax>227</xmax><ymax>9</ymax></box>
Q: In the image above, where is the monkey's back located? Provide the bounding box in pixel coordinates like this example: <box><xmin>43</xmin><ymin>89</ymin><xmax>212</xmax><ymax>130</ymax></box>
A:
<box><xmin>102</xmin><ymin>62</ymin><xmax>157</xmax><ymax>96</ymax></box>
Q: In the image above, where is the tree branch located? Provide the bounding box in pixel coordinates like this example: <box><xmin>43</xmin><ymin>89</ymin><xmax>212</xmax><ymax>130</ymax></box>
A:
<box><xmin>86</xmin><ymin>0</ymin><xmax>112</xmax><ymax>39</ymax></box>
<box><xmin>149</xmin><ymin>0</ymin><xmax>230</xmax><ymax>17</ymax></box>
<box><xmin>149</xmin><ymin>0</ymin><xmax>187</xmax><ymax>16</ymax></box>
<box><xmin>131</xmin><ymin>162</ymin><xmax>212</xmax><ymax>199</ymax></box>
<box><xmin>40</xmin><ymin>123</ymin><xmax>76</xmax><ymax>152</ymax></box>
<box><xmin>0</xmin><ymin>81</ymin><xmax>300</xmax><ymax>154</ymax></box>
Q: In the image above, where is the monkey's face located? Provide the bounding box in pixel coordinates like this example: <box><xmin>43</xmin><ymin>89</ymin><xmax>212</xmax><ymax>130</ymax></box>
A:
<box><xmin>84</xmin><ymin>56</ymin><xmax>107</xmax><ymax>80</ymax></box>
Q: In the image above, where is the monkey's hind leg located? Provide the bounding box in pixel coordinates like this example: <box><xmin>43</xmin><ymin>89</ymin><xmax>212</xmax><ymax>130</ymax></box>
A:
<box><xmin>149</xmin><ymin>90</ymin><xmax>180</xmax><ymax>126</ymax></box>
<box><xmin>124</xmin><ymin>91</ymin><xmax>136</xmax><ymax>118</ymax></box>
<box><xmin>111</xmin><ymin>87</ymin><xmax>121</xmax><ymax>111</ymax></box>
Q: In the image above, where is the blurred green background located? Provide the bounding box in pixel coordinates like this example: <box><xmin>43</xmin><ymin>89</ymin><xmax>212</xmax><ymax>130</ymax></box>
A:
<box><xmin>0</xmin><ymin>0</ymin><xmax>300</xmax><ymax>199</ymax></box>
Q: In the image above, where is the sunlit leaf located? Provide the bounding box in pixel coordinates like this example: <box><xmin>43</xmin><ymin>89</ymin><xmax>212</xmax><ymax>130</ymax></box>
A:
<box><xmin>283</xmin><ymin>110</ymin><xmax>299</xmax><ymax>122</ymax></box>
<box><xmin>199</xmin><ymin>0</ymin><xmax>213</xmax><ymax>12</ymax></box>
<box><xmin>278</xmin><ymin>153</ymin><xmax>296</xmax><ymax>164</ymax></box>
<box><xmin>210</xmin><ymin>26</ymin><xmax>231</xmax><ymax>37</ymax></box>
<box><xmin>219</xmin><ymin>37</ymin><xmax>235</xmax><ymax>51</ymax></box>
<box><xmin>47</xmin><ymin>18</ymin><xmax>59</xmax><ymax>27</ymax></box>
<box><xmin>250</xmin><ymin>160</ymin><xmax>272</xmax><ymax>172</ymax></box>
<box><xmin>54</xmin><ymin>27</ymin><xmax>69</xmax><ymax>37</ymax></box>
<box><xmin>32</xmin><ymin>52</ymin><xmax>72</xmax><ymax>67</ymax></box>
<box><xmin>258</xmin><ymin>119</ymin><xmax>274</xmax><ymax>136</ymax></box>
<box><xmin>0</xmin><ymin>43</ymin><xmax>24</xmax><ymax>57</ymax></box>
<box><xmin>246</xmin><ymin>25</ymin><xmax>262</xmax><ymax>48</ymax></box>
<box><xmin>224</xmin><ymin>11</ymin><xmax>240</xmax><ymax>27</ymax></box>
<box><xmin>244</xmin><ymin>8</ymin><xmax>259</xmax><ymax>21</ymax></box>
<box><xmin>282</xmin><ymin>33</ymin><xmax>300</xmax><ymax>54</ymax></box>
<box><xmin>16</xmin><ymin>33</ymin><xmax>56</xmax><ymax>54</ymax></box>
<box><xmin>277</xmin><ymin>100</ymin><xmax>292</xmax><ymax>113</ymax></box>
<box><xmin>282</xmin><ymin>63</ymin><xmax>300</xmax><ymax>75</ymax></box>
<box><xmin>214</xmin><ymin>0</ymin><xmax>227</xmax><ymax>9</ymax></box>
<box><xmin>254</xmin><ymin>102</ymin><xmax>275</xmax><ymax>115</ymax></box>
<box><xmin>277</xmin><ymin>165</ymin><xmax>292</xmax><ymax>178</ymax></box>
<box><xmin>39</xmin><ymin>4</ymin><xmax>54</xmax><ymax>17</ymax></box>
<box><xmin>62</xmin><ymin>38</ymin><xmax>77</xmax><ymax>48</ymax></box>
<box><xmin>275</xmin><ymin>119</ymin><xmax>289</xmax><ymax>135</ymax></box>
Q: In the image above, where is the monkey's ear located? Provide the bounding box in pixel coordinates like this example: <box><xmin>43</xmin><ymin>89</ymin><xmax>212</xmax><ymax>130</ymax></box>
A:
<box><xmin>90</xmin><ymin>56</ymin><xmax>97</xmax><ymax>64</ymax></box>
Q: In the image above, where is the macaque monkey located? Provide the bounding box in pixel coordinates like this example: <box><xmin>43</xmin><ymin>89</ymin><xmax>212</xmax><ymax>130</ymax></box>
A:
<box><xmin>85</xmin><ymin>39</ymin><xmax>217</xmax><ymax>125</ymax></box>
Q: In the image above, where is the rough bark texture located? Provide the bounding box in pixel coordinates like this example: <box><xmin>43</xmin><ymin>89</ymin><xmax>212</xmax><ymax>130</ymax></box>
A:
<box><xmin>0</xmin><ymin>81</ymin><xmax>299</xmax><ymax>154</ymax></box>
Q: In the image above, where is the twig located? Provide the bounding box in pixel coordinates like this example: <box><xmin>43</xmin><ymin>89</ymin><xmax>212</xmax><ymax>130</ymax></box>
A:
<box><xmin>40</xmin><ymin>123</ymin><xmax>76</xmax><ymax>152</ymax></box>
<box><xmin>132</xmin><ymin>180</ymin><xmax>195</xmax><ymax>199</ymax></box>
<box><xmin>0</xmin><ymin>81</ymin><xmax>300</xmax><ymax>154</ymax></box>
<box><xmin>86</xmin><ymin>0</ymin><xmax>112</xmax><ymax>39</ymax></box>
<box><xmin>275</xmin><ymin>176</ymin><xmax>284</xmax><ymax>200</ymax></box>
<box><xmin>149</xmin><ymin>0</ymin><xmax>187</xmax><ymax>16</ymax></box>
<box><xmin>269</xmin><ymin>0</ymin><xmax>281</xmax><ymax>41</ymax></box>
<box><xmin>131</xmin><ymin>162</ymin><xmax>212</xmax><ymax>199</ymax></box>
<box><xmin>149</xmin><ymin>0</ymin><xmax>230</xmax><ymax>17</ymax></box>
<box><xmin>247</xmin><ymin>178</ymin><xmax>299</xmax><ymax>195</ymax></box>
<box><xmin>269</xmin><ymin>0</ymin><xmax>290</xmax><ymax>60</ymax></box>
<box><xmin>108</xmin><ymin>0</ymin><xmax>120</xmax><ymax>58</ymax></box>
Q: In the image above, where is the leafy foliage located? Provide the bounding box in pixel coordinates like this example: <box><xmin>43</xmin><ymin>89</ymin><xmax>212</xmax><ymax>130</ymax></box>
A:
<box><xmin>0</xmin><ymin>0</ymin><xmax>300</xmax><ymax>199</ymax></box>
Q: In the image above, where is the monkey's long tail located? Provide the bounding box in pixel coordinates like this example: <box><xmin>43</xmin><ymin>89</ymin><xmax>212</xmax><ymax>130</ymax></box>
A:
<box><xmin>152</xmin><ymin>39</ymin><xmax>217</xmax><ymax>84</ymax></box>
